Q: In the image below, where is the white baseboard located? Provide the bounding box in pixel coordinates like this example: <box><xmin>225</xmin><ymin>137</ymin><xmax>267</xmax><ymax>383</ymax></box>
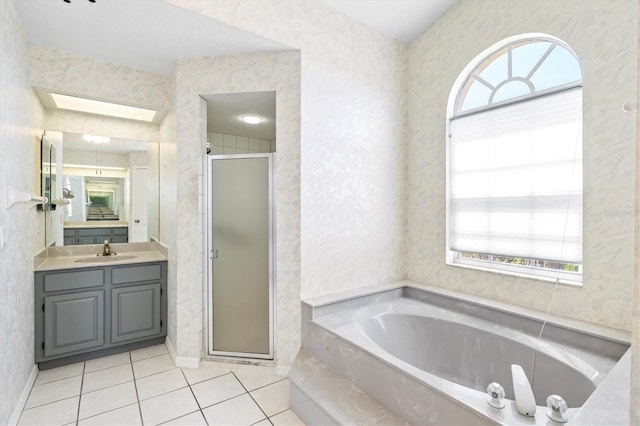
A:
<box><xmin>165</xmin><ymin>336</ymin><xmax>177</xmax><ymax>362</ymax></box>
<box><xmin>175</xmin><ymin>356</ymin><xmax>200</xmax><ymax>369</ymax></box>
<box><xmin>164</xmin><ymin>337</ymin><xmax>200</xmax><ymax>369</ymax></box>
<box><xmin>8</xmin><ymin>364</ymin><xmax>38</xmax><ymax>426</ymax></box>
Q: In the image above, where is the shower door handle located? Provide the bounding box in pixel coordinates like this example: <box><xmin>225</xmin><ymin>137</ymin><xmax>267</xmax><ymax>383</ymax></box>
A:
<box><xmin>210</xmin><ymin>249</ymin><xmax>219</xmax><ymax>260</ymax></box>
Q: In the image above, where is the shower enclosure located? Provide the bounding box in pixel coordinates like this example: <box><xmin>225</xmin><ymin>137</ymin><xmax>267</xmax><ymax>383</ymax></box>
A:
<box><xmin>206</xmin><ymin>154</ymin><xmax>274</xmax><ymax>359</ymax></box>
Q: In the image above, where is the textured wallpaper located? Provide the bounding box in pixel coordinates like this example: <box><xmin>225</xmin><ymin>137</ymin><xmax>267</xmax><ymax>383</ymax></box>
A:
<box><xmin>159</xmin><ymin>67</ymin><xmax>179</xmax><ymax>357</ymax></box>
<box><xmin>168</xmin><ymin>0</ymin><xmax>407</xmax><ymax>302</ymax></box>
<box><xmin>406</xmin><ymin>0</ymin><xmax>638</xmax><ymax>330</ymax></box>
<box><xmin>0</xmin><ymin>1</ymin><xmax>45</xmax><ymax>424</ymax></box>
<box><xmin>632</xmin><ymin>4</ymin><xmax>640</xmax><ymax>419</ymax></box>
<box><xmin>164</xmin><ymin>51</ymin><xmax>301</xmax><ymax>369</ymax></box>
<box><xmin>30</xmin><ymin>46</ymin><xmax>170</xmax><ymax>114</ymax></box>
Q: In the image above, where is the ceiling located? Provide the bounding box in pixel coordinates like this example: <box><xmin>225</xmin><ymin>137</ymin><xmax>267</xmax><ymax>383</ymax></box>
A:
<box><xmin>14</xmin><ymin>0</ymin><xmax>290</xmax><ymax>76</ymax></box>
<box><xmin>203</xmin><ymin>92</ymin><xmax>276</xmax><ymax>140</ymax></box>
<box><xmin>15</xmin><ymin>0</ymin><xmax>457</xmax><ymax>133</ymax></box>
<box><xmin>319</xmin><ymin>0</ymin><xmax>459</xmax><ymax>43</ymax></box>
<box><xmin>16</xmin><ymin>0</ymin><xmax>458</xmax><ymax>77</ymax></box>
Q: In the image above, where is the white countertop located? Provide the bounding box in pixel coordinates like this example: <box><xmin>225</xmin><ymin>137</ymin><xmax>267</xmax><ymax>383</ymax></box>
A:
<box><xmin>64</xmin><ymin>221</ymin><xmax>128</xmax><ymax>229</ymax></box>
<box><xmin>34</xmin><ymin>242</ymin><xmax>168</xmax><ymax>271</ymax></box>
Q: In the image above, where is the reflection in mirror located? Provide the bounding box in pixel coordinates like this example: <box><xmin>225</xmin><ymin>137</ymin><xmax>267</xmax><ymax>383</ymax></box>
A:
<box><xmin>44</xmin><ymin>132</ymin><xmax>160</xmax><ymax>246</ymax></box>
<box><xmin>40</xmin><ymin>135</ymin><xmax>54</xmax><ymax>211</ymax></box>
<box><xmin>41</xmin><ymin>131</ymin><xmax>62</xmax><ymax>247</ymax></box>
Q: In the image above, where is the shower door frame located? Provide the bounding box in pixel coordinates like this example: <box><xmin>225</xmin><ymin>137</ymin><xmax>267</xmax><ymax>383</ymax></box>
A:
<box><xmin>205</xmin><ymin>153</ymin><xmax>275</xmax><ymax>360</ymax></box>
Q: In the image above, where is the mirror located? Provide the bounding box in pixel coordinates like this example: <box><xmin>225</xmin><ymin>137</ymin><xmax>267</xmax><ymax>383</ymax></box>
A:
<box><xmin>43</xmin><ymin>131</ymin><xmax>160</xmax><ymax>246</ymax></box>
<box><xmin>40</xmin><ymin>135</ymin><xmax>55</xmax><ymax>211</ymax></box>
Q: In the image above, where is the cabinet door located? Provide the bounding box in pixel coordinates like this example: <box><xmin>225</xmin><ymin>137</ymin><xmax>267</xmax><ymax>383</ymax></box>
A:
<box><xmin>77</xmin><ymin>236</ymin><xmax>95</xmax><ymax>245</ymax></box>
<box><xmin>111</xmin><ymin>283</ymin><xmax>161</xmax><ymax>343</ymax></box>
<box><xmin>111</xmin><ymin>235</ymin><xmax>128</xmax><ymax>244</ymax></box>
<box><xmin>44</xmin><ymin>290</ymin><xmax>104</xmax><ymax>357</ymax></box>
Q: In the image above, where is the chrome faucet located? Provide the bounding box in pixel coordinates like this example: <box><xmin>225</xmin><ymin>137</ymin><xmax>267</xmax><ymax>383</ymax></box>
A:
<box><xmin>511</xmin><ymin>364</ymin><xmax>536</xmax><ymax>417</ymax></box>
<box><xmin>101</xmin><ymin>240</ymin><xmax>114</xmax><ymax>256</ymax></box>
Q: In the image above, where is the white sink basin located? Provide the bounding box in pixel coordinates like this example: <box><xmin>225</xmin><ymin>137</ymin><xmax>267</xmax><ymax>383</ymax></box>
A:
<box><xmin>75</xmin><ymin>255</ymin><xmax>136</xmax><ymax>263</ymax></box>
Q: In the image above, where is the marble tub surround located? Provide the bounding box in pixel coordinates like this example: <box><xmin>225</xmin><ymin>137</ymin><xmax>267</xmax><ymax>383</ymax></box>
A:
<box><xmin>34</xmin><ymin>241</ymin><xmax>168</xmax><ymax>271</ymax></box>
<box><xmin>304</xmin><ymin>279</ymin><xmax>631</xmax><ymax>344</ymax></box>
<box><xmin>299</xmin><ymin>282</ymin><xmax>631</xmax><ymax>425</ymax></box>
<box><xmin>289</xmin><ymin>349</ymin><xmax>409</xmax><ymax>426</ymax></box>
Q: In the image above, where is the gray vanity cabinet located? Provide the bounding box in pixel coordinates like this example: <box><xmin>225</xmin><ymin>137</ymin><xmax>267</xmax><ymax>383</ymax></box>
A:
<box><xmin>112</xmin><ymin>283</ymin><xmax>161</xmax><ymax>343</ymax></box>
<box><xmin>44</xmin><ymin>290</ymin><xmax>105</xmax><ymax>357</ymax></box>
<box><xmin>35</xmin><ymin>261</ymin><xmax>167</xmax><ymax>367</ymax></box>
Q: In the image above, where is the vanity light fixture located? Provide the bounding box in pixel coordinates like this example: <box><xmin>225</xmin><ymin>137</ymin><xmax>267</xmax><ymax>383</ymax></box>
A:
<box><xmin>51</xmin><ymin>93</ymin><xmax>156</xmax><ymax>122</ymax></box>
<box><xmin>240</xmin><ymin>115</ymin><xmax>263</xmax><ymax>124</ymax></box>
<box><xmin>83</xmin><ymin>134</ymin><xmax>111</xmax><ymax>144</ymax></box>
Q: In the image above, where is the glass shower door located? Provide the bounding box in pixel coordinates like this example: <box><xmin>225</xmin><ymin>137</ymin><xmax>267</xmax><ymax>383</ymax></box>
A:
<box><xmin>208</xmin><ymin>154</ymin><xmax>273</xmax><ymax>358</ymax></box>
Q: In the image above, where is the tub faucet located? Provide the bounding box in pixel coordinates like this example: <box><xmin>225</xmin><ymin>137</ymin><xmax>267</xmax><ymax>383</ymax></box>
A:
<box><xmin>511</xmin><ymin>364</ymin><xmax>536</xmax><ymax>417</ymax></box>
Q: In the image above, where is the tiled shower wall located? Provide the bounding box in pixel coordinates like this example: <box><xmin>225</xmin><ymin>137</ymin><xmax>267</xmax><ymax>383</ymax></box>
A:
<box><xmin>207</xmin><ymin>131</ymin><xmax>275</xmax><ymax>155</ymax></box>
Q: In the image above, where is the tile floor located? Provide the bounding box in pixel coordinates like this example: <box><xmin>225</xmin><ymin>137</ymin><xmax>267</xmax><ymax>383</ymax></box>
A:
<box><xmin>19</xmin><ymin>344</ymin><xmax>305</xmax><ymax>426</ymax></box>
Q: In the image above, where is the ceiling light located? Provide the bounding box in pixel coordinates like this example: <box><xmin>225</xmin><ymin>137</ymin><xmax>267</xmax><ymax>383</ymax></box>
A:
<box><xmin>83</xmin><ymin>134</ymin><xmax>111</xmax><ymax>144</ymax></box>
<box><xmin>51</xmin><ymin>93</ymin><xmax>156</xmax><ymax>122</ymax></box>
<box><xmin>240</xmin><ymin>115</ymin><xmax>263</xmax><ymax>124</ymax></box>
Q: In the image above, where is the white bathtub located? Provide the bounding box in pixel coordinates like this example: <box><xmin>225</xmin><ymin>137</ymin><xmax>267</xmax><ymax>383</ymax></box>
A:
<box><xmin>304</xmin><ymin>287</ymin><xmax>629</xmax><ymax>425</ymax></box>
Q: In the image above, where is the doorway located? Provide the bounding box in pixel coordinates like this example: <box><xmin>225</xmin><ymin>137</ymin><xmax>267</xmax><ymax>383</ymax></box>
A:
<box><xmin>206</xmin><ymin>154</ymin><xmax>274</xmax><ymax>359</ymax></box>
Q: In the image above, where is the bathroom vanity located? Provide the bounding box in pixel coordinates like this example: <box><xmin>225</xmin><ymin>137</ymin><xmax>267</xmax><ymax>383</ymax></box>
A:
<box><xmin>34</xmin><ymin>243</ymin><xmax>167</xmax><ymax>369</ymax></box>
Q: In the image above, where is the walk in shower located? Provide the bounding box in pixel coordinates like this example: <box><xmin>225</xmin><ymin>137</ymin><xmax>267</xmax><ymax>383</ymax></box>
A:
<box><xmin>206</xmin><ymin>154</ymin><xmax>275</xmax><ymax>359</ymax></box>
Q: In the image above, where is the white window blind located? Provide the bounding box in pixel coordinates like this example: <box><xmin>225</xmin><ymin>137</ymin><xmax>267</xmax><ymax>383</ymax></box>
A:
<box><xmin>449</xmin><ymin>87</ymin><xmax>582</xmax><ymax>264</ymax></box>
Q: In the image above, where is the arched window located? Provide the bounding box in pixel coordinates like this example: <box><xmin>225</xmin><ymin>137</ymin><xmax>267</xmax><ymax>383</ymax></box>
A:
<box><xmin>447</xmin><ymin>35</ymin><xmax>583</xmax><ymax>283</ymax></box>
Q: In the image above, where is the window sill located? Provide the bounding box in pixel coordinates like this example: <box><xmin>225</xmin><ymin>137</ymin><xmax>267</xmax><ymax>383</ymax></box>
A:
<box><xmin>447</xmin><ymin>258</ymin><xmax>582</xmax><ymax>287</ymax></box>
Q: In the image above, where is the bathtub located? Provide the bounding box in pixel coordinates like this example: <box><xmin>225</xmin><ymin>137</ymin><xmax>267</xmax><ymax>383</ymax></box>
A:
<box><xmin>300</xmin><ymin>284</ymin><xmax>630</xmax><ymax>425</ymax></box>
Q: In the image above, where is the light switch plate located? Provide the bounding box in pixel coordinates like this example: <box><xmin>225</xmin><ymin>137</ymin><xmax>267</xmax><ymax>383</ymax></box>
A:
<box><xmin>0</xmin><ymin>225</ymin><xmax>7</xmax><ymax>250</ymax></box>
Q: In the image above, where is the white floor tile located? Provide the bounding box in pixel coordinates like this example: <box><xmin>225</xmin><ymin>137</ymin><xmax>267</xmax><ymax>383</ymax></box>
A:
<box><xmin>84</xmin><ymin>352</ymin><xmax>131</xmax><ymax>373</ymax></box>
<box><xmin>191</xmin><ymin>373</ymin><xmax>245</xmax><ymax>408</ymax></box>
<box><xmin>25</xmin><ymin>376</ymin><xmax>82</xmax><ymax>409</ymax></box>
<box><xmin>270</xmin><ymin>409</ymin><xmax>305</xmax><ymax>426</ymax></box>
<box><xmin>250</xmin><ymin>379</ymin><xmax>290</xmax><ymax>417</ymax></box>
<box><xmin>78</xmin><ymin>403</ymin><xmax>141</xmax><ymax>425</ymax></box>
<box><xmin>82</xmin><ymin>363</ymin><xmax>133</xmax><ymax>394</ymax></box>
<box><xmin>160</xmin><ymin>410</ymin><xmax>207</xmax><ymax>425</ymax></box>
<box><xmin>18</xmin><ymin>396</ymin><xmax>79</xmax><ymax>426</ymax></box>
<box><xmin>78</xmin><ymin>381</ymin><xmax>137</xmax><ymax>420</ymax></box>
<box><xmin>139</xmin><ymin>387</ymin><xmax>200</xmax><ymax>425</ymax></box>
<box><xmin>35</xmin><ymin>363</ymin><xmax>84</xmax><ymax>386</ymax></box>
<box><xmin>251</xmin><ymin>420</ymin><xmax>272</xmax><ymax>426</ymax></box>
<box><xmin>234</xmin><ymin>370</ymin><xmax>285</xmax><ymax>391</ymax></box>
<box><xmin>136</xmin><ymin>368</ymin><xmax>187</xmax><ymax>401</ymax></box>
<box><xmin>130</xmin><ymin>344</ymin><xmax>168</xmax><ymax>362</ymax></box>
<box><xmin>202</xmin><ymin>394</ymin><xmax>266</xmax><ymax>426</ymax></box>
<box><xmin>181</xmin><ymin>364</ymin><xmax>230</xmax><ymax>385</ymax></box>
<box><xmin>132</xmin><ymin>353</ymin><xmax>175</xmax><ymax>378</ymax></box>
